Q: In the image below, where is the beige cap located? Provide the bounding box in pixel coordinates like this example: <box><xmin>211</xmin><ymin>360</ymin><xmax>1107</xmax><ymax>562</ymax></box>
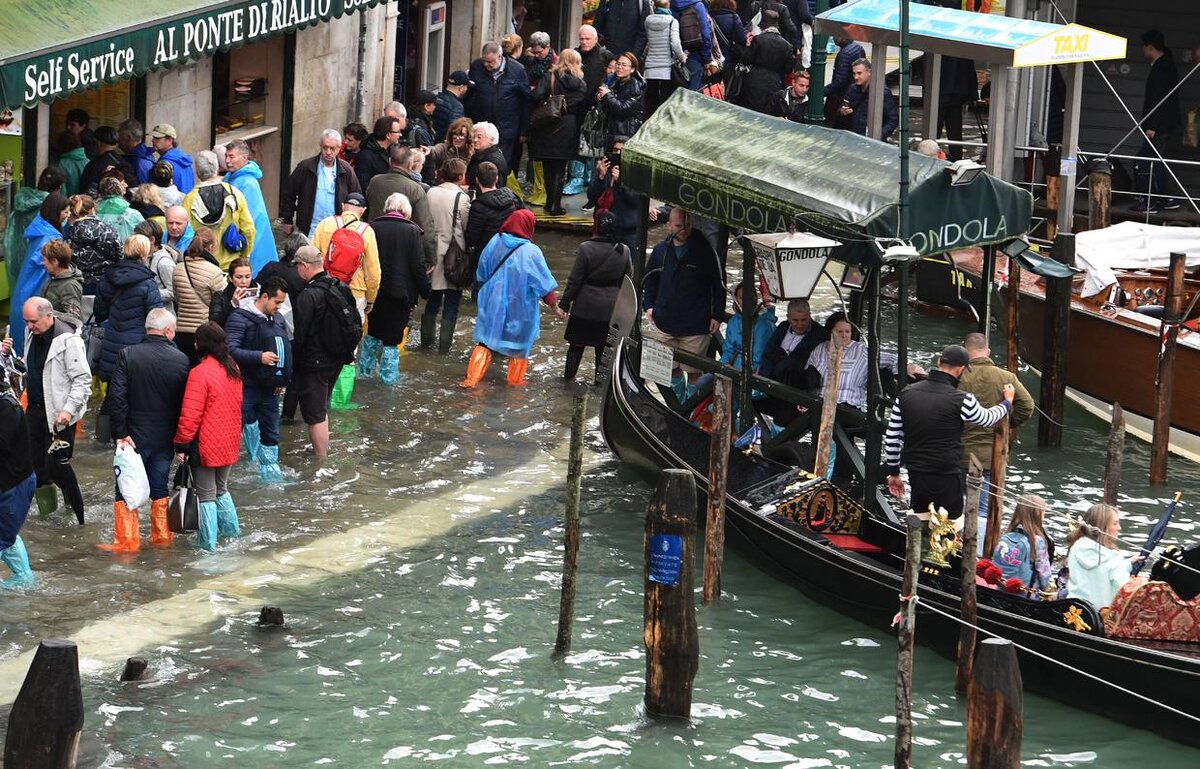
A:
<box><xmin>150</xmin><ymin>123</ymin><xmax>177</xmax><ymax>139</ymax></box>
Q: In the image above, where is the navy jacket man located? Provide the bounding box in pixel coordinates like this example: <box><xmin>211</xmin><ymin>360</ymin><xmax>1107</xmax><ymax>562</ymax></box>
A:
<box><xmin>466</xmin><ymin>43</ymin><xmax>531</xmax><ymax>168</ymax></box>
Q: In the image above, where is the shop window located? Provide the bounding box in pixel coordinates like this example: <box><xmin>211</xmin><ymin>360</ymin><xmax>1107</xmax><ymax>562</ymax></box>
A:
<box><xmin>49</xmin><ymin>81</ymin><xmax>132</xmax><ymax>155</ymax></box>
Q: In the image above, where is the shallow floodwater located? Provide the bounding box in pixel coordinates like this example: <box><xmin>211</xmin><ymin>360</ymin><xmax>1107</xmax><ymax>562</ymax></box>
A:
<box><xmin>1</xmin><ymin>230</ymin><xmax>1198</xmax><ymax>768</ymax></box>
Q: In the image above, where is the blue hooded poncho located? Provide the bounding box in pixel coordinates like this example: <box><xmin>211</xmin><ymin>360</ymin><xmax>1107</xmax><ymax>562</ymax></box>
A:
<box><xmin>10</xmin><ymin>215</ymin><xmax>62</xmax><ymax>356</ymax></box>
<box><xmin>225</xmin><ymin>161</ymin><xmax>278</xmax><ymax>276</ymax></box>
<box><xmin>473</xmin><ymin>224</ymin><xmax>557</xmax><ymax>358</ymax></box>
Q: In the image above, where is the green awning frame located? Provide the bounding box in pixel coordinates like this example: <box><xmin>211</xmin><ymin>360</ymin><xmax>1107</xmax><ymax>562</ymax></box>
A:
<box><xmin>1016</xmin><ymin>248</ymin><xmax>1081</xmax><ymax>279</ymax></box>
<box><xmin>621</xmin><ymin>89</ymin><xmax>1033</xmax><ymax>266</ymax></box>
<box><xmin>0</xmin><ymin>0</ymin><xmax>385</xmax><ymax>111</ymax></box>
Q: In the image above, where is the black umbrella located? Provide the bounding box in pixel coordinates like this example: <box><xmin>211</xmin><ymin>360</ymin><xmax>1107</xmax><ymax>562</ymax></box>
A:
<box><xmin>1132</xmin><ymin>491</ymin><xmax>1182</xmax><ymax>577</ymax></box>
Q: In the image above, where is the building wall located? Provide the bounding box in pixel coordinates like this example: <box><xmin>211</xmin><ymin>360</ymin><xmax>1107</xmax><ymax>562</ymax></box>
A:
<box><xmin>144</xmin><ymin>58</ymin><xmax>214</xmax><ymax>163</ymax></box>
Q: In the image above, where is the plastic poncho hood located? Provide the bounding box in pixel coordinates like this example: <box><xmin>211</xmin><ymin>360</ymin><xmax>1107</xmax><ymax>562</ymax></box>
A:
<box><xmin>225</xmin><ymin>161</ymin><xmax>279</xmax><ymax>276</ymax></box>
<box><xmin>9</xmin><ymin>214</ymin><xmax>62</xmax><ymax>356</ymax></box>
<box><xmin>472</xmin><ymin>231</ymin><xmax>557</xmax><ymax>358</ymax></box>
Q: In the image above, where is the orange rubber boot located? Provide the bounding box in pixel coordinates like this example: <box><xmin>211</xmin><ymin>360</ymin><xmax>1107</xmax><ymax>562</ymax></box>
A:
<box><xmin>506</xmin><ymin>357</ymin><xmax>529</xmax><ymax>386</ymax></box>
<box><xmin>97</xmin><ymin>500</ymin><xmax>141</xmax><ymax>552</ymax></box>
<box><xmin>149</xmin><ymin>497</ymin><xmax>173</xmax><ymax>546</ymax></box>
<box><xmin>459</xmin><ymin>345</ymin><xmax>493</xmax><ymax>388</ymax></box>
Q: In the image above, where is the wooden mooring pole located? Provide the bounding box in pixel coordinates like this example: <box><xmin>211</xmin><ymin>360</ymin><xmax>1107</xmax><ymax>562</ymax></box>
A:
<box><xmin>1150</xmin><ymin>252</ymin><xmax>1186</xmax><ymax>484</ymax></box>
<box><xmin>984</xmin><ymin>417</ymin><xmax>1008</xmax><ymax>558</ymax></box>
<box><xmin>4</xmin><ymin>639</ymin><xmax>84</xmax><ymax>769</ymax></box>
<box><xmin>644</xmin><ymin>469</ymin><xmax>699</xmax><ymax>719</ymax></box>
<box><xmin>814</xmin><ymin>343</ymin><xmax>844</xmax><ymax>478</ymax></box>
<box><xmin>553</xmin><ymin>388</ymin><xmax>589</xmax><ymax>659</ymax></box>
<box><xmin>893</xmin><ymin>514</ymin><xmax>922</xmax><ymax>769</ymax></box>
<box><xmin>967</xmin><ymin>638</ymin><xmax>1024</xmax><ymax>769</ymax></box>
<box><xmin>1005</xmin><ymin>257</ymin><xmax>1021</xmax><ymax>374</ymax></box>
<box><xmin>1038</xmin><ymin>233</ymin><xmax>1073</xmax><ymax>447</ymax></box>
<box><xmin>957</xmin><ymin>457</ymin><xmax>983</xmax><ymax>695</ymax></box>
<box><xmin>1103</xmin><ymin>403</ymin><xmax>1125</xmax><ymax>505</ymax></box>
<box><xmin>1087</xmin><ymin>158</ymin><xmax>1112</xmax><ymax>231</ymax></box>
<box><xmin>702</xmin><ymin>375</ymin><xmax>732</xmax><ymax>604</ymax></box>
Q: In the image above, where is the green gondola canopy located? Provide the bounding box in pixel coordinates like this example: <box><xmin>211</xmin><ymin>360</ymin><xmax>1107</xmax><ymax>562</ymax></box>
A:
<box><xmin>621</xmin><ymin>89</ymin><xmax>1034</xmax><ymax>266</ymax></box>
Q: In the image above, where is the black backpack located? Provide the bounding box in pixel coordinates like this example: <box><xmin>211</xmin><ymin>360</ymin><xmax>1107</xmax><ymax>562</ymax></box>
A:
<box><xmin>316</xmin><ymin>278</ymin><xmax>363</xmax><ymax>365</ymax></box>
<box><xmin>679</xmin><ymin>6</ymin><xmax>704</xmax><ymax>52</ymax></box>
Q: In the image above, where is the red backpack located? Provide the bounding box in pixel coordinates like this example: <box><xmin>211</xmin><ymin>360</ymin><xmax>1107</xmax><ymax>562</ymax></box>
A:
<box><xmin>324</xmin><ymin>215</ymin><xmax>369</xmax><ymax>282</ymax></box>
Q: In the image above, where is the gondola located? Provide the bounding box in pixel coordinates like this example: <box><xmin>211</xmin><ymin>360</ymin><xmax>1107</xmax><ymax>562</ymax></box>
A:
<box><xmin>600</xmin><ymin>338</ymin><xmax>1200</xmax><ymax>747</ymax></box>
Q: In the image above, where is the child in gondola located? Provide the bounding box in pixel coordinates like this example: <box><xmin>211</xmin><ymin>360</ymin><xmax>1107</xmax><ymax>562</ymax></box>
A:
<box><xmin>992</xmin><ymin>495</ymin><xmax>1054</xmax><ymax>594</ymax></box>
<box><xmin>1065</xmin><ymin>503</ymin><xmax>1139</xmax><ymax>609</ymax></box>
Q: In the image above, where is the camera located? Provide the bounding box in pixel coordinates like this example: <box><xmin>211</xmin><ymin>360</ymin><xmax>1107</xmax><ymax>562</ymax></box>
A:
<box><xmin>605</xmin><ymin>152</ymin><xmax>621</xmax><ymax>167</ymax></box>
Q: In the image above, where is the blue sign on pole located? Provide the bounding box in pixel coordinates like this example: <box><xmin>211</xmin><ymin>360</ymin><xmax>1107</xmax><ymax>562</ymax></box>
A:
<box><xmin>648</xmin><ymin>534</ymin><xmax>684</xmax><ymax>586</ymax></box>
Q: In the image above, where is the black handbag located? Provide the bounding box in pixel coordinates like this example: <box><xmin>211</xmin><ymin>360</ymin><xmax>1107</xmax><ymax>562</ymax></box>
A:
<box><xmin>725</xmin><ymin>63</ymin><xmax>751</xmax><ymax>102</ymax></box>
<box><xmin>529</xmin><ymin>74</ymin><xmax>566</xmax><ymax>131</ymax></box>
<box><xmin>168</xmin><ymin>462</ymin><xmax>199</xmax><ymax>534</ymax></box>
<box><xmin>671</xmin><ymin>58</ymin><xmax>691</xmax><ymax>87</ymax></box>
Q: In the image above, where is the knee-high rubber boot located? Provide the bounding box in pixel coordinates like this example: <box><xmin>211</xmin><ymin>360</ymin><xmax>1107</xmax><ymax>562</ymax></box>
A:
<box><xmin>506</xmin><ymin>170</ymin><xmax>524</xmax><ymax>198</ymax></box>
<box><xmin>459</xmin><ymin>345</ymin><xmax>492</xmax><ymax>388</ymax></box>
<box><xmin>258</xmin><ymin>444</ymin><xmax>283</xmax><ymax>483</ymax></box>
<box><xmin>197</xmin><ymin>500</ymin><xmax>218</xmax><ymax>552</ymax></box>
<box><xmin>564</xmin><ymin>345</ymin><xmax>584</xmax><ymax>380</ymax></box>
<box><xmin>242</xmin><ymin>422</ymin><xmax>261</xmax><ymax>463</ymax></box>
<box><xmin>0</xmin><ymin>536</ymin><xmax>34</xmax><ymax>589</ymax></box>
<box><xmin>437</xmin><ymin>317</ymin><xmax>456</xmax><ymax>354</ymax></box>
<box><xmin>97</xmin><ymin>500</ymin><xmax>140</xmax><ymax>552</ymax></box>
<box><xmin>563</xmin><ymin>160</ymin><xmax>587</xmax><ymax>196</ymax></box>
<box><xmin>34</xmin><ymin>485</ymin><xmax>58</xmax><ymax>517</ymax></box>
<box><xmin>215</xmin><ymin>492</ymin><xmax>240</xmax><ymax>538</ymax></box>
<box><xmin>358</xmin><ymin>335</ymin><xmax>381</xmax><ymax>377</ymax></box>
<box><xmin>380</xmin><ymin>346</ymin><xmax>401</xmax><ymax>385</ymax></box>
<box><xmin>420</xmin><ymin>315</ymin><xmax>437</xmax><ymax>349</ymax></box>
<box><xmin>527</xmin><ymin>162</ymin><xmax>547</xmax><ymax>206</ymax></box>
<box><xmin>149</xmin><ymin>497</ymin><xmax>173</xmax><ymax>546</ymax></box>
<box><xmin>506</xmin><ymin>357</ymin><xmax>529</xmax><ymax>386</ymax></box>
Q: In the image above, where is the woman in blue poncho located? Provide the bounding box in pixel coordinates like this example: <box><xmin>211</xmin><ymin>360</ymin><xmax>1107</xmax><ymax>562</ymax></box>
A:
<box><xmin>10</xmin><ymin>193</ymin><xmax>69</xmax><ymax>357</ymax></box>
<box><xmin>461</xmin><ymin>209</ymin><xmax>560</xmax><ymax>387</ymax></box>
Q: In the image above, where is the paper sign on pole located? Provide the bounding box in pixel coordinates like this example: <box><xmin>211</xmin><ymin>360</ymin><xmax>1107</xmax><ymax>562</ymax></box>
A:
<box><xmin>641</xmin><ymin>339</ymin><xmax>675</xmax><ymax>387</ymax></box>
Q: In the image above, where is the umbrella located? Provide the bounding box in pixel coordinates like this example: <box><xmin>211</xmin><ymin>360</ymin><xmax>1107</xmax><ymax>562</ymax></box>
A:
<box><xmin>1132</xmin><ymin>491</ymin><xmax>1182</xmax><ymax>577</ymax></box>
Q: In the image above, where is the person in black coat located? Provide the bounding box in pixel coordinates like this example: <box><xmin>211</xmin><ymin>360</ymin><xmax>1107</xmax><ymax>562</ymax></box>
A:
<box><xmin>594</xmin><ymin>0</ymin><xmax>652</xmax><ymax>57</ymax></box>
<box><xmin>768</xmin><ymin>70</ymin><xmax>811</xmax><ymax>122</ymax></box>
<box><xmin>105</xmin><ymin>307</ymin><xmax>189</xmax><ymax>543</ymax></box>
<box><xmin>750</xmin><ymin>1</ymin><xmax>799</xmax><ymax>50</ymax></box>
<box><xmin>432</xmin><ymin>71</ymin><xmax>471</xmax><ymax>141</ymax></box>
<box><xmin>710</xmin><ymin>0</ymin><xmax>746</xmax><ymax>69</ymax></box>
<box><xmin>467</xmin><ymin>123</ymin><xmax>511</xmax><ymax>191</ymax></box>
<box><xmin>840</xmin><ymin>58</ymin><xmax>898</xmax><ymax>141</ymax></box>
<box><xmin>935</xmin><ymin>53</ymin><xmax>978</xmax><ymax>162</ymax></box>
<box><xmin>737</xmin><ymin>13</ymin><xmax>795</xmax><ymax>115</ymax></box>
<box><xmin>758</xmin><ymin>298</ymin><xmax>828</xmax><ymax>425</ymax></box>
<box><xmin>824</xmin><ymin>35</ymin><xmax>865</xmax><ymax>126</ymax></box>
<box><xmin>598</xmin><ymin>54</ymin><xmax>646</xmax><ymax>140</ymax></box>
<box><xmin>557</xmin><ymin>212</ymin><xmax>633</xmax><ymax>380</ymax></box>
<box><xmin>465</xmin><ymin>162</ymin><xmax>523</xmax><ymax>268</ymax></box>
<box><xmin>353</xmin><ymin>117</ymin><xmax>398</xmax><ymax>194</ymax></box>
<box><xmin>529</xmin><ymin>54</ymin><xmax>589</xmax><ymax>216</ymax></box>
<box><xmin>465</xmin><ymin>42</ymin><xmax>531</xmax><ymax>168</ymax></box>
<box><xmin>587</xmin><ymin>138</ymin><xmax>640</xmax><ymax>256</ymax></box>
<box><xmin>1136</xmin><ymin>29</ymin><xmax>1182</xmax><ymax>210</ymax></box>
<box><xmin>93</xmin><ymin>234</ymin><xmax>164</xmax><ymax>382</ymax></box>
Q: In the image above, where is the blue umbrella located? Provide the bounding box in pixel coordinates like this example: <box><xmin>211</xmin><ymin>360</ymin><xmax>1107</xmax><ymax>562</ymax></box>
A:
<box><xmin>1132</xmin><ymin>491</ymin><xmax>1182</xmax><ymax>577</ymax></box>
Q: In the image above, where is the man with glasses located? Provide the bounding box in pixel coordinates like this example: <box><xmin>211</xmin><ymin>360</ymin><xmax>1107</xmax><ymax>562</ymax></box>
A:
<box><xmin>3</xmin><ymin>298</ymin><xmax>90</xmax><ymax>526</ymax></box>
<box><xmin>281</xmin><ymin>129</ymin><xmax>362</xmax><ymax>240</ymax></box>
<box><xmin>354</xmin><ymin>116</ymin><xmax>402</xmax><ymax>192</ymax></box>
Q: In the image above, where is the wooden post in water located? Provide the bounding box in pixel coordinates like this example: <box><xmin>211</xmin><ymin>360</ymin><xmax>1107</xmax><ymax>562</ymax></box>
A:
<box><xmin>1045</xmin><ymin>174</ymin><xmax>1060</xmax><ymax>241</ymax></box>
<box><xmin>1150</xmin><ymin>253</ymin><xmax>1186</xmax><ymax>484</ymax></box>
<box><xmin>967</xmin><ymin>638</ymin><xmax>1024</xmax><ymax>768</ymax></box>
<box><xmin>814</xmin><ymin>343</ymin><xmax>844</xmax><ymax>478</ymax></box>
<box><xmin>4</xmin><ymin>639</ymin><xmax>84</xmax><ymax>769</ymax></box>
<box><xmin>984</xmin><ymin>417</ymin><xmax>1009</xmax><ymax>558</ymax></box>
<box><xmin>554</xmin><ymin>388</ymin><xmax>589</xmax><ymax>659</ymax></box>
<box><xmin>1087</xmin><ymin>159</ymin><xmax>1112</xmax><ymax>231</ymax></box>
<box><xmin>957</xmin><ymin>456</ymin><xmax>983</xmax><ymax>695</ymax></box>
<box><xmin>1103</xmin><ymin>403</ymin><xmax>1125</xmax><ymax>506</ymax></box>
<box><xmin>1005</xmin><ymin>257</ymin><xmax>1021</xmax><ymax>374</ymax></box>
<box><xmin>1038</xmin><ymin>234</ymin><xmax>1073</xmax><ymax>447</ymax></box>
<box><xmin>702</xmin><ymin>376</ymin><xmax>733</xmax><ymax>603</ymax></box>
<box><xmin>644</xmin><ymin>469</ymin><xmax>699</xmax><ymax>719</ymax></box>
<box><xmin>894</xmin><ymin>515</ymin><xmax>923</xmax><ymax>769</ymax></box>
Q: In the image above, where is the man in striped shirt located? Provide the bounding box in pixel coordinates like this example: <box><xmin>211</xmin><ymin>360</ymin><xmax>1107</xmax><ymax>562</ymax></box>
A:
<box><xmin>884</xmin><ymin>344</ymin><xmax>1014</xmax><ymax>519</ymax></box>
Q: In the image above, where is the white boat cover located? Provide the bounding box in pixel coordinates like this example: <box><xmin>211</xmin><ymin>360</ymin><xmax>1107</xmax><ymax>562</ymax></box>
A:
<box><xmin>1075</xmin><ymin>221</ymin><xmax>1200</xmax><ymax>297</ymax></box>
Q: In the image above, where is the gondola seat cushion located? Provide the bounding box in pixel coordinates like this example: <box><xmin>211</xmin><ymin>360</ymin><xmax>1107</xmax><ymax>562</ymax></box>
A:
<box><xmin>1103</xmin><ymin>578</ymin><xmax>1200</xmax><ymax>642</ymax></box>
<box><xmin>819</xmin><ymin>534</ymin><xmax>883</xmax><ymax>553</ymax></box>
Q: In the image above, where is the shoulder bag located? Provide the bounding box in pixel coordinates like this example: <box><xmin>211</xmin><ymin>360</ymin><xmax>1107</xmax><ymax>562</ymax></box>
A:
<box><xmin>529</xmin><ymin>74</ymin><xmax>566</xmax><ymax>131</ymax></box>
<box><xmin>442</xmin><ymin>192</ymin><xmax>474</xmax><ymax>289</ymax></box>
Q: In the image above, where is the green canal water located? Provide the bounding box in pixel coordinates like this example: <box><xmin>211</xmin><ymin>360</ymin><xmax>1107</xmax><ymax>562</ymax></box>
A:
<box><xmin>1</xmin><ymin>230</ymin><xmax>1198</xmax><ymax>768</ymax></box>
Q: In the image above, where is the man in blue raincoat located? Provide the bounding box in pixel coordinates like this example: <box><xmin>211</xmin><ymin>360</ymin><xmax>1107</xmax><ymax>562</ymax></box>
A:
<box><xmin>461</xmin><ymin>209</ymin><xmax>560</xmax><ymax>387</ymax></box>
<box><xmin>224</xmin><ymin>140</ymin><xmax>278</xmax><ymax>276</ymax></box>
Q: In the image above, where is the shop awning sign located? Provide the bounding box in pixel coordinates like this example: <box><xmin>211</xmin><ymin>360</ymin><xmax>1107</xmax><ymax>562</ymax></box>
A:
<box><xmin>1</xmin><ymin>0</ymin><xmax>386</xmax><ymax>110</ymax></box>
<box><xmin>1011</xmin><ymin>23</ymin><xmax>1127</xmax><ymax>68</ymax></box>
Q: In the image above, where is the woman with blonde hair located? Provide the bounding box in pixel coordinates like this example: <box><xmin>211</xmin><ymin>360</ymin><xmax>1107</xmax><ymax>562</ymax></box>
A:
<box><xmin>424</xmin><ymin>116</ymin><xmax>474</xmax><ymax>185</ymax></box>
<box><xmin>172</xmin><ymin>227</ymin><xmax>227</xmax><ymax>362</ymax></box>
<box><xmin>992</xmin><ymin>495</ymin><xmax>1054</xmax><ymax>591</ymax></box>
<box><xmin>1066</xmin><ymin>503</ymin><xmax>1136</xmax><ymax>608</ymax></box>
<box><xmin>93</xmin><ymin>234</ymin><xmax>163</xmax><ymax>382</ymax></box>
<box><xmin>530</xmin><ymin>48</ymin><xmax>588</xmax><ymax>216</ymax></box>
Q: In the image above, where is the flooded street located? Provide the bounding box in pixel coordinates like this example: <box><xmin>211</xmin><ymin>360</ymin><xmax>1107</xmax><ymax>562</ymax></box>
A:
<box><xmin>2</xmin><ymin>229</ymin><xmax>1198</xmax><ymax>767</ymax></box>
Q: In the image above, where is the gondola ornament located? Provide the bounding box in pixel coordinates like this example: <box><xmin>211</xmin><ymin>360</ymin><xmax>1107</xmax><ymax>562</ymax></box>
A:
<box><xmin>923</xmin><ymin>506</ymin><xmax>961</xmax><ymax>569</ymax></box>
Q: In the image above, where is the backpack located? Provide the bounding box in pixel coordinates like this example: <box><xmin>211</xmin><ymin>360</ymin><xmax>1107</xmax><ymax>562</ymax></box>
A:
<box><xmin>679</xmin><ymin>6</ymin><xmax>704</xmax><ymax>52</ymax></box>
<box><xmin>324</xmin><ymin>215</ymin><xmax>369</xmax><ymax>283</ymax></box>
<box><xmin>317</xmin><ymin>278</ymin><xmax>363</xmax><ymax>365</ymax></box>
<box><xmin>993</xmin><ymin>530</ymin><xmax>1037</xmax><ymax>588</ymax></box>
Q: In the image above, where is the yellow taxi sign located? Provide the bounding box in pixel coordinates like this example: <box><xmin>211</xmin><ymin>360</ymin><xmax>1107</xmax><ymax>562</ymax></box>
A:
<box><xmin>1012</xmin><ymin>23</ymin><xmax>1126</xmax><ymax>68</ymax></box>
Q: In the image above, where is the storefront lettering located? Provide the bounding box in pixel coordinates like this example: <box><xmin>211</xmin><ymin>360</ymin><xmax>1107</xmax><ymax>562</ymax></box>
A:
<box><xmin>22</xmin><ymin>0</ymin><xmax>354</xmax><ymax>101</ymax></box>
<box><xmin>676</xmin><ymin>181</ymin><xmax>791</xmax><ymax>233</ymax></box>
<box><xmin>909</xmin><ymin>216</ymin><xmax>1008</xmax><ymax>254</ymax></box>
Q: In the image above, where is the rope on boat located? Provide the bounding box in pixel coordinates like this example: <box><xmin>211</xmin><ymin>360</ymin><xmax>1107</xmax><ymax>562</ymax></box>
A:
<box><xmin>910</xmin><ymin>599</ymin><xmax>1200</xmax><ymax>726</ymax></box>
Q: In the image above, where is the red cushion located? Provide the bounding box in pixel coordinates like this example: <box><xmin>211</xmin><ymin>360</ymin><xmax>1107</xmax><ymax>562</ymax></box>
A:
<box><xmin>820</xmin><ymin>533</ymin><xmax>883</xmax><ymax>553</ymax></box>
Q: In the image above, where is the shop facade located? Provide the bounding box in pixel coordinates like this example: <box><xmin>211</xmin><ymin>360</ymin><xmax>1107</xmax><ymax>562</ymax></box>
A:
<box><xmin>0</xmin><ymin>0</ymin><xmax>402</xmax><ymax>278</ymax></box>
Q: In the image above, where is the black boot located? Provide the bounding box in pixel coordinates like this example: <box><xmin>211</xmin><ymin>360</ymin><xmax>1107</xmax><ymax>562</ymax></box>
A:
<box><xmin>564</xmin><ymin>345</ymin><xmax>584</xmax><ymax>380</ymax></box>
<box><xmin>438</xmin><ymin>317</ymin><xmax>457</xmax><ymax>354</ymax></box>
<box><xmin>420</xmin><ymin>315</ymin><xmax>436</xmax><ymax>349</ymax></box>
